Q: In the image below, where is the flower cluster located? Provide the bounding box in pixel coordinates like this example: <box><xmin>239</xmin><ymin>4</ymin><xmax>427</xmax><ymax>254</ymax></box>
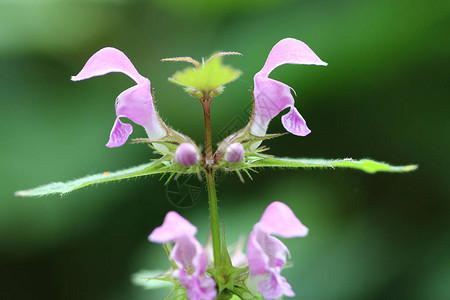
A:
<box><xmin>149</xmin><ymin>211</ymin><xmax>217</xmax><ymax>300</ymax></box>
<box><xmin>149</xmin><ymin>202</ymin><xmax>308</xmax><ymax>299</ymax></box>
<box><xmin>69</xmin><ymin>38</ymin><xmax>325</xmax><ymax>299</ymax></box>
<box><xmin>16</xmin><ymin>34</ymin><xmax>416</xmax><ymax>300</ymax></box>
<box><xmin>71</xmin><ymin>38</ymin><xmax>327</xmax><ymax>167</ymax></box>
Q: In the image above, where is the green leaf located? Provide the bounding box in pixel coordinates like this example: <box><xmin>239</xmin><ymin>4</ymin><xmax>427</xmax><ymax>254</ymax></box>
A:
<box><xmin>15</xmin><ymin>161</ymin><xmax>172</xmax><ymax>197</ymax></box>
<box><xmin>131</xmin><ymin>270</ymin><xmax>174</xmax><ymax>290</ymax></box>
<box><xmin>169</xmin><ymin>55</ymin><xmax>242</xmax><ymax>98</ymax></box>
<box><xmin>240</xmin><ymin>156</ymin><xmax>417</xmax><ymax>174</ymax></box>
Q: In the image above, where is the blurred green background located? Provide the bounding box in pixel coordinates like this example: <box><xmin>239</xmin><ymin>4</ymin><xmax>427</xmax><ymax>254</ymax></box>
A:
<box><xmin>1</xmin><ymin>0</ymin><xmax>449</xmax><ymax>299</ymax></box>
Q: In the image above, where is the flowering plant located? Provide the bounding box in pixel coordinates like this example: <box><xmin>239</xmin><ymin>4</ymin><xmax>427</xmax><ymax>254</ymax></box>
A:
<box><xmin>16</xmin><ymin>38</ymin><xmax>416</xmax><ymax>299</ymax></box>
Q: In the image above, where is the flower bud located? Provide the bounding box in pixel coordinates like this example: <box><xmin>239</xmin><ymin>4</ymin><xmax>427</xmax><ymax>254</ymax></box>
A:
<box><xmin>225</xmin><ymin>143</ymin><xmax>245</xmax><ymax>163</ymax></box>
<box><xmin>175</xmin><ymin>143</ymin><xmax>200</xmax><ymax>166</ymax></box>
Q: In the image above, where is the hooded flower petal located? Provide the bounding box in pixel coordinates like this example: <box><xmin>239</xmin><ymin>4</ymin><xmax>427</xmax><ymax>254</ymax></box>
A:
<box><xmin>247</xmin><ymin>201</ymin><xmax>308</xmax><ymax>299</ymax></box>
<box><xmin>251</xmin><ymin>38</ymin><xmax>327</xmax><ymax>137</ymax></box>
<box><xmin>258</xmin><ymin>201</ymin><xmax>309</xmax><ymax>238</ymax></box>
<box><xmin>149</xmin><ymin>211</ymin><xmax>197</xmax><ymax>242</ymax></box>
<box><xmin>258</xmin><ymin>38</ymin><xmax>327</xmax><ymax>78</ymax></box>
<box><xmin>71</xmin><ymin>47</ymin><xmax>145</xmax><ymax>84</ymax></box>
<box><xmin>72</xmin><ymin>47</ymin><xmax>167</xmax><ymax>147</ymax></box>
<box><xmin>149</xmin><ymin>212</ymin><xmax>217</xmax><ymax>300</ymax></box>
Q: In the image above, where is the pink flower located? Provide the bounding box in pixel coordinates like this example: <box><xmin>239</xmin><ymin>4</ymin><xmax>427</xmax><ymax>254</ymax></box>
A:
<box><xmin>251</xmin><ymin>38</ymin><xmax>327</xmax><ymax>137</ymax></box>
<box><xmin>247</xmin><ymin>202</ymin><xmax>308</xmax><ymax>299</ymax></box>
<box><xmin>72</xmin><ymin>47</ymin><xmax>167</xmax><ymax>148</ymax></box>
<box><xmin>149</xmin><ymin>212</ymin><xmax>217</xmax><ymax>300</ymax></box>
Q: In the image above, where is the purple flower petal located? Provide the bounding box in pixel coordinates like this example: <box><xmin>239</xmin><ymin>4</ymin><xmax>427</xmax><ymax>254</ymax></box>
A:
<box><xmin>149</xmin><ymin>212</ymin><xmax>217</xmax><ymax>299</ymax></box>
<box><xmin>72</xmin><ymin>47</ymin><xmax>167</xmax><ymax>147</ymax></box>
<box><xmin>106</xmin><ymin>118</ymin><xmax>133</xmax><ymax>148</ymax></box>
<box><xmin>252</xmin><ymin>77</ymin><xmax>295</xmax><ymax>136</ymax></box>
<box><xmin>247</xmin><ymin>228</ymin><xmax>289</xmax><ymax>276</ymax></box>
<box><xmin>281</xmin><ymin>106</ymin><xmax>311</xmax><ymax>136</ymax></box>
<box><xmin>258</xmin><ymin>271</ymin><xmax>295</xmax><ymax>299</ymax></box>
<box><xmin>258</xmin><ymin>38</ymin><xmax>327</xmax><ymax>78</ymax></box>
<box><xmin>247</xmin><ymin>202</ymin><xmax>308</xmax><ymax>298</ymax></box>
<box><xmin>111</xmin><ymin>80</ymin><xmax>166</xmax><ymax>147</ymax></box>
<box><xmin>171</xmin><ymin>235</ymin><xmax>207</xmax><ymax>276</ymax></box>
<box><xmin>251</xmin><ymin>38</ymin><xmax>326</xmax><ymax>137</ymax></box>
<box><xmin>71</xmin><ymin>47</ymin><xmax>145</xmax><ymax>84</ymax></box>
<box><xmin>149</xmin><ymin>211</ymin><xmax>197</xmax><ymax>243</ymax></box>
<box><xmin>178</xmin><ymin>271</ymin><xmax>217</xmax><ymax>300</ymax></box>
<box><xmin>258</xmin><ymin>201</ymin><xmax>309</xmax><ymax>238</ymax></box>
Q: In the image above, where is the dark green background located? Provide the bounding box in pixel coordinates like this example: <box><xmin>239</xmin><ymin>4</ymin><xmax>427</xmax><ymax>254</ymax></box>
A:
<box><xmin>1</xmin><ymin>0</ymin><xmax>448</xmax><ymax>299</ymax></box>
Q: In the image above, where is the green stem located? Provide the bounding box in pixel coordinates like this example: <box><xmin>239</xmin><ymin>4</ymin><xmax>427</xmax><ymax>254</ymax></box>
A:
<box><xmin>201</xmin><ymin>96</ymin><xmax>221</xmax><ymax>267</ymax></box>
<box><xmin>206</xmin><ymin>169</ymin><xmax>220</xmax><ymax>267</ymax></box>
<box><xmin>201</xmin><ymin>97</ymin><xmax>213</xmax><ymax>166</ymax></box>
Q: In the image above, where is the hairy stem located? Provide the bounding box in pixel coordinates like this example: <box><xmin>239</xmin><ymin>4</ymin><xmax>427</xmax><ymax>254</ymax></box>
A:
<box><xmin>201</xmin><ymin>96</ymin><xmax>221</xmax><ymax>267</ymax></box>
<box><xmin>201</xmin><ymin>97</ymin><xmax>213</xmax><ymax>166</ymax></box>
<box><xmin>206</xmin><ymin>169</ymin><xmax>220</xmax><ymax>267</ymax></box>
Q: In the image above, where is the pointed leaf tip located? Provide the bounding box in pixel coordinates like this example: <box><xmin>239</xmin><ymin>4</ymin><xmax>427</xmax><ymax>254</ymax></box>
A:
<box><xmin>15</xmin><ymin>161</ymin><xmax>171</xmax><ymax>197</ymax></box>
<box><xmin>161</xmin><ymin>56</ymin><xmax>201</xmax><ymax>68</ymax></box>
<box><xmin>237</xmin><ymin>155</ymin><xmax>418</xmax><ymax>174</ymax></box>
<box><xmin>207</xmin><ymin>51</ymin><xmax>243</xmax><ymax>63</ymax></box>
